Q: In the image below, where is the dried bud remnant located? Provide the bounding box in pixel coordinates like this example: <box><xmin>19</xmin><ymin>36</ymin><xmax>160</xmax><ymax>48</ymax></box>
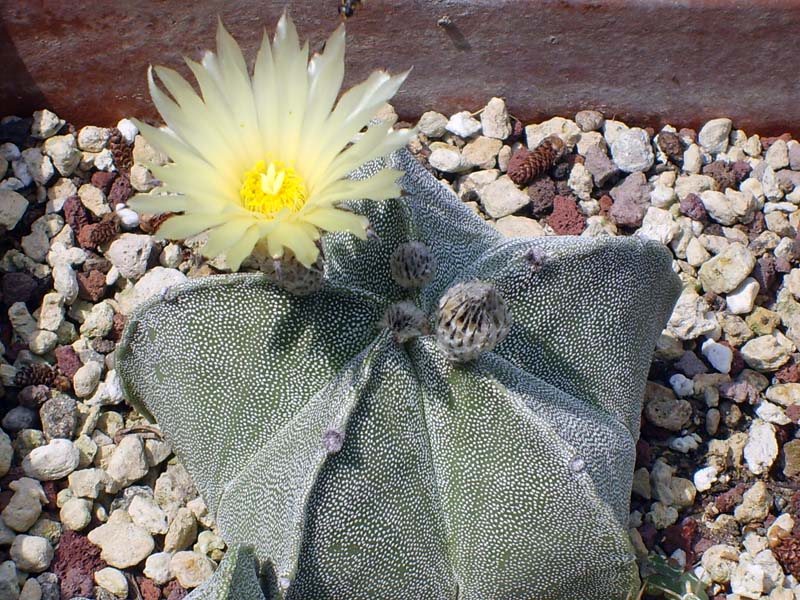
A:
<box><xmin>507</xmin><ymin>135</ymin><xmax>566</xmax><ymax>186</ymax></box>
<box><xmin>390</xmin><ymin>241</ymin><xmax>436</xmax><ymax>289</ymax></box>
<box><xmin>381</xmin><ymin>301</ymin><xmax>430</xmax><ymax>343</ymax></box>
<box><xmin>259</xmin><ymin>250</ymin><xmax>324</xmax><ymax>296</ymax></box>
<box><xmin>436</xmin><ymin>280</ymin><xmax>511</xmax><ymax>363</ymax></box>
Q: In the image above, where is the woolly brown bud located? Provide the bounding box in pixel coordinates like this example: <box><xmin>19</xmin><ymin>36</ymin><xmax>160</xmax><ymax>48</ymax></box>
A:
<box><xmin>389</xmin><ymin>241</ymin><xmax>436</xmax><ymax>289</ymax></box>
<box><xmin>381</xmin><ymin>301</ymin><xmax>430</xmax><ymax>343</ymax></box>
<box><xmin>436</xmin><ymin>280</ymin><xmax>511</xmax><ymax>363</ymax></box>
<box><xmin>507</xmin><ymin>135</ymin><xmax>566</xmax><ymax>186</ymax></box>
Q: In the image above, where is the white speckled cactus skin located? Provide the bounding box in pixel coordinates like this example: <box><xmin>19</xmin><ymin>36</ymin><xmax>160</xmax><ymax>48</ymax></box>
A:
<box><xmin>115</xmin><ymin>149</ymin><xmax>681</xmax><ymax>600</ymax></box>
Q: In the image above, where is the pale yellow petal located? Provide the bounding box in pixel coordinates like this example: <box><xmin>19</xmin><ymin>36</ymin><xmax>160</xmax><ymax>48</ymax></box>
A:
<box><xmin>253</xmin><ymin>28</ymin><xmax>279</xmax><ymax>155</ymax></box>
<box><xmin>309</xmin><ymin>123</ymin><xmax>414</xmax><ymax>194</ymax></box>
<box><xmin>153</xmin><ymin>213</ymin><xmax>231</xmax><ymax>240</ymax></box>
<box><xmin>212</xmin><ymin>21</ymin><xmax>262</xmax><ymax>158</ymax></box>
<box><xmin>299</xmin><ymin>25</ymin><xmax>345</xmax><ymax>160</ymax></box>
<box><xmin>304</xmin><ymin>69</ymin><xmax>410</xmax><ymax>179</ymax></box>
<box><xmin>149</xmin><ymin>164</ymin><xmax>237</xmax><ymax>211</ymax></box>
<box><xmin>185</xmin><ymin>58</ymin><xmax>251</xmax><ymax>174</ymax></box>
<box><xmin>265</xmin><ymin>222</ymin><xmax>319</xmax><ymax>267</ymax></box>
<box><xmin>223</xmin><ymin>224</ymin><xmax>261</xmax><ymax>272</ymax></box>
<box><xmin>147</xmin><ymin>68</ymin><xmax>242</xmax><ymax>183</ymax></box>
<box><xmin>201</xmin><ymin>217</ymin><xmax>257</xmax><ymax>258</ymax></box>
<box><xmin>127</xmin><ymin>193</ymin><xmax>196</xmax><ymax>214</ymax></box>
<box><xmin>306</xmin><ymin>168</ymin><xmax>403</xmax><ymax>207</ymax></box>
<box><xmin>272</xmin><ymin>12</ymin><xmax>309</xmax><ymax>162</ymax></box>
<box><xmin>302</xmin><ymin>207</ymin><xmax>369</xmax><ymax>238</ymax></box>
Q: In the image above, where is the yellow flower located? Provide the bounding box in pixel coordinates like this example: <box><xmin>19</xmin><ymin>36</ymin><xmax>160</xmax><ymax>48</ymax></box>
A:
<box><xmin>128</xmin><ymin>14</ymin><xmax>413</xmax><ymax>270</ymax></box>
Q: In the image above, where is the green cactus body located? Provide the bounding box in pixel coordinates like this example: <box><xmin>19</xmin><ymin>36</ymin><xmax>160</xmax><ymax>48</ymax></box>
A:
<box><xmin>116</xmin><ymin>149</ymin><xmax>681</xmax><ymax>599</ymax></box>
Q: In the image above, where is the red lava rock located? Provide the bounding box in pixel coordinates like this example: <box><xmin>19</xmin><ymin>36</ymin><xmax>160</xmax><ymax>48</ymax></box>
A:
<box><xmin>163</xmin><ymin>580</ymin><xmax>188</xmax><ymax>600</ymax></box>
<box><xmin>91</xmin><ymin>171</ymin><xmax>117</xmax><ymax>195</ymax></box>
<box><xmin>110</xmin><ymin>313</ymin><xmax>127</xmax><ymax>342</ymax></box>
<box><xmin>63</xmin><ymin>195</ymin><xmax>91</xmax><ymax>233</ymax></box>
<box><xmin>527</xmin><ymin>176</ymin><xmax>557</xmax><ymax>217</ymax></box>
<box><xmin>55</xmin><ymin>345</ymin><xmax>83</xmax><ymax>379</ymax></box>
<box><xmin>715</xmin><ymin>483</ymin><xmax>746</xmax><ymax>514</ymax></box>
<box><xmin>51</xmin><ymin>530</ymin><xmax>107</xmax><ymax>599</ymax></box>
<box><xmin>679</xmin><ymin>192</ymin><xmax>708</xmax><ymax>222</ymax></box>
<box><xmin>753</xmin><ymin>254</ymin><xmax>778</xmax><ymax>294</ymax></box>
<box><xmin>662</xmin><ymin>517</ymin><xmax>698</xmax><ymax>562</ymax></box>
<box><xmin>546</xmin><ymin>195</ymin><xmax>585</xmax><ymax>235</ymax></box>
<box><xmin>761</xmin><ymin>133</ymin><xmax>793</xmax><ymax>150</ymax></box>
<box><xmin>675</xmin><ymin>350</ymin><xmax>709</xmax><ymax>377</ymax></box>
<box><xmin>83</xmin><ymin>251</ymin><xmax>113</xmax><ymax>274</ymax></box>
<box><xmin>702</xmin><ymin>160</ymin><xmax>737</xmax><ymax>190</ymax></box>
<box><xmin>78</xmin><ymin>216</ymin><xmax>119</xmax><ymax>250</ymax></box>
<box><xmin>656</xmin><ymin>131</ymin><xmax>683</xmax><ymax>164</ymax></box>
<box><xmin>746</xmin><ymin>211</ymin><xmax>766</xmax><ymax>241</ymax></box>
<box><xmin>732</xmin><ymin>160</ymin><xmax>752</xmax><ymax>183</ymax></box>
<box><xmin>609</xmin><ymin>173</ymin><xmax>649</xmax><ymax>228</ymax></box>
<box><xmin>773</xmin><ymin>533</ymin><xmax>800</xmax><ymax>579</ymax></box>
<box><xmin>77</xmin><ymin>270</ymin><xmax>108</xmax><ymax>302</ymax></box>
<box><xmin>1</xmin><ymin>271</ymin><xmax>37</xmax><ymax>306</ymax></box>
<box><xmin>136</xmin><ymin>575</ymin><xmax>161</xmax><ymax>600</ymax></box>
<box><xmin>109</xmin><ymin>172</ymin><xmax>134</xmax><ymax>204</ymax></box>
<box><xmin>787</xmin><ymin>404</ymin><xmax>800</xmax><ymax>424</ymax></box>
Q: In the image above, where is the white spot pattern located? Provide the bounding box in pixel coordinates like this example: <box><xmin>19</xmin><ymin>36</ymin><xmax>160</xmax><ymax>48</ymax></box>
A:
<box><xmin>117</xmin><ymin>149</ymin><xmax>681</xmax><ymax>600</ymax></box>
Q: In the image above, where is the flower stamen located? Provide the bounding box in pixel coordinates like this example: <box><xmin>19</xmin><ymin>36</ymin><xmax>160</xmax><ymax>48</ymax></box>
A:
<box><xmin>240</xmin><ymin>160</ymin><xmax>307</xmax><ymax>216</ymax></box>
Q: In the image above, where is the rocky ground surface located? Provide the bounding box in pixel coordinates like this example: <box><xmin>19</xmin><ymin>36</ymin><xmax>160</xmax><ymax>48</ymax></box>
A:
<box><xmin>0</xmin><ymin>102</ymin><xmax>798</xmax><ymax>599</ymax></box>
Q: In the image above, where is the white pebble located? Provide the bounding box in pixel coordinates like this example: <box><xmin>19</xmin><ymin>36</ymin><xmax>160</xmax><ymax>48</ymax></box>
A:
<box><xmin>10</xmin><ymin>535</ymin><xmax>53</xmax><ymax>573</ymax></box>
<box><xmin>95</xmin><ymin>567</ymin><xmax>129</xmax><ymax>598</ymax></box>
<box><xmin>669</xmin><ymin>373</ymin><xmax>694</xmax><ymax>397</ymax></box>
<box><xmin>701</xmin><ymin>339</ymin><xmax>733</xmax><ymax>374</ymax></box>
<box><xmin>115</xmin><ymin>206</ymin><xmax>139</xmax><ymax>230</ymax></box>
<box><xmin>744</xmin><ymin>419</ymin><xmax>778</xmax><ymax>475</ymax></box>
<box><xmin>693</xmin><ymin>465</ymin><xmax>719</xmax><ymax>492</ymax></box>
<box><xmin>725</xmin><ymin>277</ymin><xmax>759</xmax><ymax>315</ymax></box>
<box><xmin>22</xmin><ymin>439</ymin><xmax>80</xmax><ymax>481</ymax></box>
<box><xmin>445</xmin><ymin>111</ymin><xmax>482</xmax><ymax>138</ymax></box>
<box><xmin>116</xmin><ymin>119</ymin><xmax>139</xmax><ymax>145</ymax></box>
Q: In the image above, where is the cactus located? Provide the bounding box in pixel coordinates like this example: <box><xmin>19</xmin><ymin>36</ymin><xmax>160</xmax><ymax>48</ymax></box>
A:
<box><xmin>116</xmin><ymin>148</ymin><xmax>681</xmax><ymax>599</ymax></box>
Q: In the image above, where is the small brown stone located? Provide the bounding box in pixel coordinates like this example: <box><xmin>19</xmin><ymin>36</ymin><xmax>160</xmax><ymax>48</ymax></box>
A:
<box><xmin>784</xmin><ymin>439</ymin><xmax>800</xmax><ymax>478</ymax></box>
<box><xmin>76</xmin><ymin>270</ymin><xmax>107</xmax><ymax>302</ymax></box>
<box><xmin>90</xmin><ymin>171</ymin><xmax>117</xmax><ymax>195</ymax></box>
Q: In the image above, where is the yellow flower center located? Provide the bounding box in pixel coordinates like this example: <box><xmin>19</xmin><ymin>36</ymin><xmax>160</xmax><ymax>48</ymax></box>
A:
<box><xmin>240</xmin><ymin>160</ymin><xmax>307</xmax><ymax>216</ymax></box>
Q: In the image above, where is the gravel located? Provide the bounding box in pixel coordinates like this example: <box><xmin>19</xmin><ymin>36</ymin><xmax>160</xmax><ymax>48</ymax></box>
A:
<box><xmin>1</xmin><ymin>103</ymin><xmax>800</xmax><ymax>598</ymax></box>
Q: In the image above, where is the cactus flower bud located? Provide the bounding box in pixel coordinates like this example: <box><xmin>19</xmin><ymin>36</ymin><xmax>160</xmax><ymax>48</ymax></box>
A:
<box><xmin>381</xmin><ymin>301</ymin><xmax>430</xmax><ymax>343</ymax></box>
<box><xmin>436</xmin><ymin>280</ymin><xmax>511</xmax><ymax>362</ymax></box>
<box><xmin>389</xmin><ymin>241</ymin><xmax>437</xmax><ymax>288</ymax></box>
